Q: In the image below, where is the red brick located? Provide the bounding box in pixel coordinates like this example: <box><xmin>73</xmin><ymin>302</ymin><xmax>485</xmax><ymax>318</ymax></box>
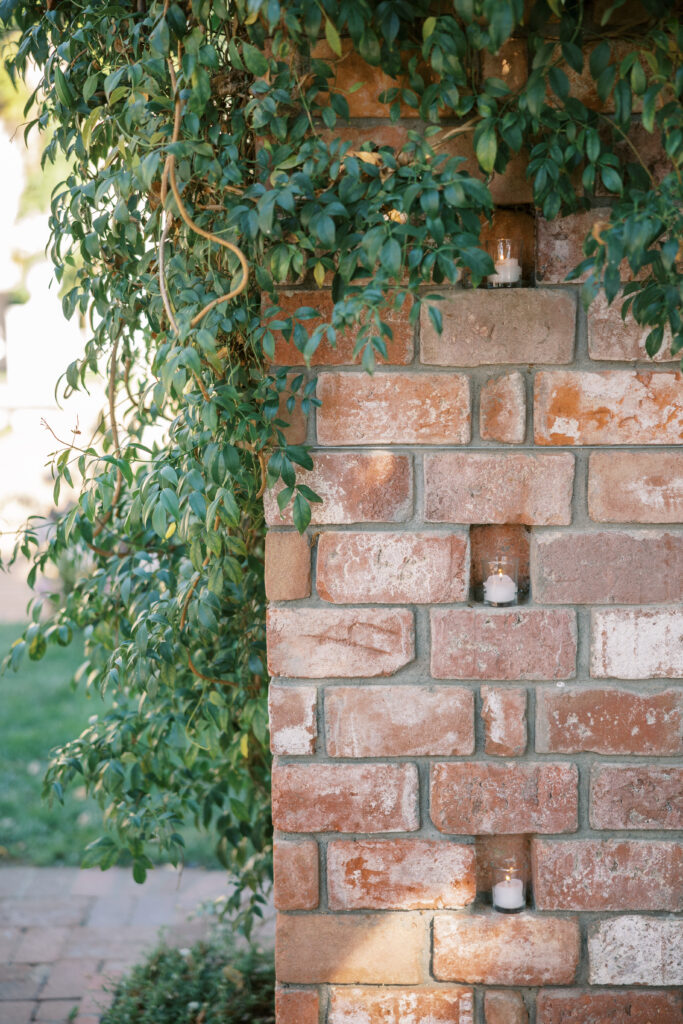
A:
<box><xmin>537</xmin><ymin>989</ymin><xmax>683</xmax><ymax>1024</ymax></box>
<box><xmin>276</xmin><ymin>912</ymin><xmax>427</xmax><ymax>984</ymax></box>
<box><xmin>327</xmin><ymin>839</ymin><xmax>476</xmax><ymax>910</ymax></box>
<box><xmin>591</xmin><ymin>608</ymin><xmax>683</xmax><ymax>680</ymax></box>
<box><xmin>265</xmin><ymin>532</ymin><xmax>311</xmax><ymax>601</ymax></box>
<box><xmin>264</xmin><ymin>452</ymin><xmax>413</xmax><ymax>526</ymax></box>
<box><xmin>420</xmin><ymin>290</ymin><xmax>575</xmax><ymax>366</ymax></box>
<box><xmin>269</xmin><ymin>684</ymin><xmax>317</xmax><ymax>756</ymax></box>
<box><xmin>587</xmin><ymin>290</ymin><xmax>675</xmax><ymax>361</ymax></box>
<box><xmin>269</xmin><ymin>290</ymin><xmax>413</xmax><ymax>366</ymax></box>
<box><xmin>430</xmin><ymin>608</ymin><xmax>576</xmax><ymax>681</ymax></box>
<box><xmin>275</xmin><ymin>988</ymin><xmax>320</xmax><ymax>1024</ymax></box>
<box><xmin>588</xmin><ymin>451</ymin><xmax>683</xmax><ymax>524</ymax></box>
<box><xmin>316</xmin><ymin>531</ymin><xmax>469</xmax><ymax>604</ymax></box>
<box><xmin>536</xmin><ymin>687</ymin><xmax>683</xmax><ymax>756</ymax></box>
<box><xmin>328</xmin><ymin>986</ymin><xmax>474</xmax><ymax>1023</ymax></box>
<box><xmin>424</xmin><ymin>452</ymin><xmax>574</xmax><ymax>525</ymax></box>
<box><xmin>273</xmin><ymin>840</ymin><xmax>319</xmax><ymax>911</ymax></box>
<box><xmin>588</xmin><ymin>917</ymin><xmax>683</xmax><ymax>986</ymax></box>
<box><xmin>316</xmin><ymin>372</ymin><xmax>471</xmax><ymax>445</ymax></box>
<box><xmin>532</xmin><ymin>530</ymin><xmax>683</xmax><ymax>604</ymax></box>
<box><xmin>534</xmin><ymin>370</ymin><xmax>683</xmax><ymax>445</ymax></box>
<box><xmin>536</xmin><ymin>208</ymin><xmax>613</xmax><ymax>283</ymax></box>
<box><xmin>480</xmin><ymin>372</ymin><xmax>527</xmax><ymax>444</ymax></box>
<box><xmin>485</xmin><ymin>990</ymin><xmax>529</xmax><ymax>1024</ymax></box>
<box><xmin>325</xmin><ymin>685</ymin><xmax>474</xmax><ymax>757</ymax></box>
<box><xmin>532</xmin><ymin>839</ymin><xmax>683</xmax><ymax>911</ymax></box>
<box><xmin>590</xmin><ymin>765</ymin><xmax>683</xmax><ymax>830</ymax></box>
<box><xmin>431</xmin><ymin>762</ymin><xmax>578</xmax><ymax>835</ymax></box>
<box><xmin>272</xmin><ymin>763</ymin><xmax>419</xmax><ymax>834</ymax></box>
<box><xmin>481</xmin><ymin>687</ymin><xmax>527</xmax><ymax>756</ymax></box>
<box><xmin>433</xmin><ymin>913</ymin><xmax>580</xmax><ymax>985</ymax></box>
<box><xmin>267</xmin><ymin>607</ymin><xmax>414</xmax><ymax>678</ymax></box>
<box><xmin>312</xmin><ymin>39</ymin><xmax>419</xmax><ymax>119</ymax></box>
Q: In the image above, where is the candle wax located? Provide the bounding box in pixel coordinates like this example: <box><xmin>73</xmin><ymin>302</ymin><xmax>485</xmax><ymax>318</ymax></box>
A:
<box><xmin>483</xmin><ymin>572</ymin><xmax>517</xmax><ymax>604</ymax></box>
<box><xmin>488</xmin><ymin>257</ymin><xmax>521</xmax><ymax>286</ymax></box>
<box><xmin>493</xmin><ymin>877</ymin><xmax>525</xmax><ymax>910</ymax></box>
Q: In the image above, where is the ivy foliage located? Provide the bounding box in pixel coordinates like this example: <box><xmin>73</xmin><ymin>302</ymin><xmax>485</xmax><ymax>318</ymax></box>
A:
<box><xmin>1</xmin><ymin>0</ymin><xmax>681</xmax><ymax>924</ymax></box>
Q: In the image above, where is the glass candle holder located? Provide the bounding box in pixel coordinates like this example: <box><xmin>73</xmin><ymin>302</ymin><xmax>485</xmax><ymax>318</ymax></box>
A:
<box><xmin>482</xmin><ymin>556</ymin><xmax>518</xmax><ymax>607</ymax></box>
<box><xmin>492</xmin><ymin>859</ymin><xmax>526</xmax><ymax>913</ymax></box>
<box><xmin>487</xmin><ymin>237</ymin><xmax>523</xmax><ymax>288</ymax></box>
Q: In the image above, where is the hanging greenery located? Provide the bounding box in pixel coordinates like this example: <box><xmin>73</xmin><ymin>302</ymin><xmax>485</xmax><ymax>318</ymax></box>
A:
<box><xmin>0</xmin><ymin>0</ymin><xmax>680</xmax><ymax>928</ymax></box>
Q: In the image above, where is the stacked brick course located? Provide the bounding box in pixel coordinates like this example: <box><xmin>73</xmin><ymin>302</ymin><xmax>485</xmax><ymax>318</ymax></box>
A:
<box><xmin>265</xmin><ymin>36</ymin><xmax>683</xmax><ymax>1024</ymax></box>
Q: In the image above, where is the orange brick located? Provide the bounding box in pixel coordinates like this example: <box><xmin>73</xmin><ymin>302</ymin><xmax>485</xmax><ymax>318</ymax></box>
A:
<box><xmin>537</xmin><ymin>989</ymin><xmax>683</xmax><ymax>1024</ymax></box>
<box><xmin>273</xmin><ymin>841</ymin><xmax>319</xmax><ymax>911</ymax></box>
<box><xmin>275</xmin><ymin>988</ymin><xmax>319</xmax><ymax>1024</ymax></box>
<box><xmin>264</xmin><ymin>452</ymin><xmax>413</xmax><ymax>526</ymax></box>
<box><xmin>325</xmin><ymin>685</ymin><xmax>474</xmax><ymax>757</ymax></box>
<box><xmin>534</xmin><ymin>370</ymin><xmax>683</xmax><ymax>445</ymax></box>
<box><xmin>276</xmin><ymin>912</ymin><xmax>427</xmax><ymax>984</ymax></box>
<box><xmin>481</xmin><ymin>687</ymin><xmax>527</xmax><ymax>756</ymax></box>
<box><xmin>532</xmin><ymin>839</ymin><xmax>683</xmax><ymax>911</ymax></box>
<box><xmin>267</xmin><ymin>606</ymin><xmax>414</xmax><ymax>678</ymax></box>
<box><xmin>316</xmin><ymin>531</ymin><xmax>469</xmax><ymax>604</ymax></box>
<box><xmin>265</xmin><ymin>532</ymin><xmax>311</xmax><ymax>601</ymax></box>
<box><xmin>430</xmin><ymin>608</ymin><xmax>576</xmax><ymax>681</ymax></box>
<box><xmin>312</xmin><ymin>38</ymin><xmax>418</xmax><ymax>119</ymax></box>
<box><xmin>588</xmin><ymin>451</ymin><xmax>683</xmax><ymax>524</ymax></box>
<box><xmin>269</xmin><ymin>684</ymin><xmax>317</xmax><ymax>756</ymax></box>
<box><xmin>272</xmin><ymin>763</ymin><xmax>419</xmax><ymax>834</ymax></box>
<box><xmin>433</xmin><ymin>913</ymin><xmax>580</xmax><ymax>985</ymax></box>
<box><xmin>481</xmin><ymin>39</ymin><xmax>528</xmax><ymax>93</ymax></box>
<box><xmin>316</xmin><ymin>372</ymin><xmax>471</xmax><ymax>445</ymax></box>
<box><xmin>480</xmin><ymin>372</ymin><xmax>526</xmax><ymax>443</ymax></box>
<box><xmin>485</xmin><ymin>990</ymin><xmax>529</xmax><ymax>1024</ymax></box>
<box><xmin>328</xmin><ymin>986</ymin><xmax>474</xmax><ymax>1023</ymax></box>
<box><xmin>431</xmin><ymin>762</ymin><xmax>578</xmax><ymax>835</ymax></box>
<box><xmin>327</xmin><ymin>839</ymin><xmax>476</xmax><ymax>910</ymax></box>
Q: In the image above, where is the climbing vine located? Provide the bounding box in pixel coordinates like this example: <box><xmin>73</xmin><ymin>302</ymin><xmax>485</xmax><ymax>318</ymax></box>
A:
<box><xmin>0</xmin><ymin>0</ymin><xmax>681</xmax><ymax>927</ymax></box>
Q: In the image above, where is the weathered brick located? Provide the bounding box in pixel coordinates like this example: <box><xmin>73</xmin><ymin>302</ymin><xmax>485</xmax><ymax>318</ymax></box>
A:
<box><xmin>269</xmin><ymin>684</ymin><xmax>317</xmax><ymax>756</ymax></box>
<box><xmin>536</xmin><ymin>687</ymin><xmax>683</xmax><ymax>756</ymax></box>
<box><xmin>316</xmin><ymin>531</ymin><xmax>469</xmax><ymax>604</ymax></box>
<box><xmin>532</xmin><ymin>530</ymin><xmax>683</xmax><ymax>604</ymax></box>
<box><xmin>316</xmin><ymin>372</ymin><xmax>471</xmax><ymax>445</ymax></box>
<box><xmin>481</xmin><ymin>687</ymin><xmax>527</xmax><ymax>756</ymax></box>
<box><xmin>590</xmin><ymin>765</ymin><xmax>683</xmax><ymax>830</ymax></box>
<box><xmin>265</xmin><ymin>532</ymin><xmax>311</xmax><ymax>601</ymax></box>
<box><xmin>534</xmin><ymin>370</ymin><xmax>683</xmax><ymax>445</ymax></box>
<box><xmin>275</xmin><ymin>988</ymin><xmax>320</xmax><ymax>1024</ymax></box>
<box><xmin>273</xmin><ymin>841</ymin><xmax>319</xmax><ymax>911</ymax></box>
<box><xmin>532</xmin><ymin>839</ymin><xmax>683</xmax><ymax>911</ymax></box>
<box><xmin>264</xmin><ymin>452</ymin><xmax>413</xmax><ymax>526</ymax></box>
<box><xmin>425</xmin><ymin>453</ymin><xmax>574</xmax><ymax>525</ymax></box>
<box><xmin>591</xmin><ymin>608</ymin><xmax>683</xmax><ymax>679</ymax></box>
<box><xmin>536</xmin><ymin>208</ymin><xmax>612</xmax><ymax>283</ymax></box>
<box><xmin>327</xmin><ymin>839</ymin><xmax>476</xmax><ymax>910</ymax></box>
<box><xmin>537</xmin><ymin>989</ymin><xmax>683</xmax><ymax>1024</ymax></box>
<box><xmin>312</xmin><ymin>39</ymin><xmax>419</xmax><ymax>118</ymax></box>
<box><xmin>272</xmin><ymin>763</ymin><xmax>419</xmax><ymax>834</ymax></box>
<box><xmin>587</xmin><ymin>290</ymin><xmax>675</xmax><ymax>361</ymax></box>
<box><xmin>480</xmin><ymin>372</ymin><xmax>526</xmax><ymax>444</ymax></box>
<box><xmin>276</xmin><ymin>913</ymin><xmax>427</xmax><ymax>984</ymax></box>
<box><xmin>431</xmin><ymin>762</ymin><xmax>578</xmax><ymax>835</ymax></box>
<box><xmin>420</xmin><ymin>291</ymin><xmax>575</xmax><ymax>366</ymax></box>
<box><xmin>267</xmin><ymin>607</ymin><xmax>414</xmax><ymax>678</ymax></box>
<box><xmin>485</xmin><ymin>990</ymin><xmax>528</xmax><ymax>1024</ymax></box>
<box><xmin>431</xmin><ymin>608</ymin><xmax>576</xmax><ymax>681</ymax></box>
<box><xmin>328</xmin><ymin>986</ymin><xmax>475</xmax><ymax>1024</ymax></box>
<box><xmin>325</xmin><ymin>685</ymin><xmax>474</xmax><ymax>758</ymax></box>
<box><xmin>269</xmin><ymin>290</ymin><xmax>413</xmax><ymax>366</ymax></box>
<box><xmin>433</xmin><ymin>913</ymin><xmax>580</xmax><ymax>985</ymax></box>
<box><xmin>588</xmin><ymin>917</ymin><xmax>683</xmax><ymax>986</ymax></box>
<box><xmin>588</xmin><ymin>451</ymin><xmax>683</xmax><ymax>524</ymax></box>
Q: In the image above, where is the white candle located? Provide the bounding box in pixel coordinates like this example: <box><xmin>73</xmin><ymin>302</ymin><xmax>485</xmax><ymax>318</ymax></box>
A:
<box><xmin>483</xmin><ymin>571</ymin><xmax>517</xmax><ymax>604</ymax></box>
<box><xmin>488</xmin><ymin>256</ymin><xmax>521</xmax><ymax>286</ymax></box>
<box><xmin>493</xmin><ymin>876</ymin><xmax>525</xmax><ymax>910</ymax></box>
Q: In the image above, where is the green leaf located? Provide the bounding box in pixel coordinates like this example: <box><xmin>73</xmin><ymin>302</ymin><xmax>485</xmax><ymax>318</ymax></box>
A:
<box><xmin>242</xmin><ymin>43</ymin><xmax>269</xmax><ymax>76</ymax></box>
<box><xmin>475</xmin><ymin>123</ymin><xmax>497</xmax><ymax>174</ymax></box>
<box><xmin>600</xmin><ymin>166</ymin><xmax>623</xmax><ymax>194</ymax></box>
<box><xmin>325</xmin><ymin>17</ymin><xmax>342</xmax><ymax>57</ymax></box>
<box><xmin>54</xmin><ymin>66</ymin><xmax>74</xmax><ymax>107</ymax></box>
<box><xmin>292</xmin><ymin>493</ymin><xmax>311</xmax><ymax>533</ymax></box>
<box><xmin>423</xmin><ymin>16</ymin><xmax>437</xmax><ymax>40</ymax></box>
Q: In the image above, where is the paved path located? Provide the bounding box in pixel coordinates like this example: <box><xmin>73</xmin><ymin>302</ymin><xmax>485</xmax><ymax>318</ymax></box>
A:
<box><xmin>0</xmin><ymin>866</ymin><xmax>274</xmax><ymax>1024</ymax></box>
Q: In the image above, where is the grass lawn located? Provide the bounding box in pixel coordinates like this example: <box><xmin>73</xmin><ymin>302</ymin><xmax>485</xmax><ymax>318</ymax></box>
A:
<box><xmin>0</xmin><ymin>622</ymin><xmax>218</xmax><ymax>869</ymax></box>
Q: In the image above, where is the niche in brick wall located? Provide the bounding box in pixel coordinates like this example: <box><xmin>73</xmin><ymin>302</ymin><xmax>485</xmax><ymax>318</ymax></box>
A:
<box><xmin>470</xmin><ymin>524</ymin><xmax>531</xmax><ymax>602</ymax></box>
<box><xmin>476</xmin><ymin>835</ymin><xmax>532</xmax><ymax>901</ymax></box>
<box><xmin>480</xmin><ymin>208</ymin><xmax>536</xmax><ymax>284</ymax></box>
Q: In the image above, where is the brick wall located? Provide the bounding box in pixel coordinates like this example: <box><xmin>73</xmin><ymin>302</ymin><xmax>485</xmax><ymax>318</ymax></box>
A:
<box><xmin>265</xmin><ymin>38</ymin><xmax>683</xmax><ymax>1024</ymax></box>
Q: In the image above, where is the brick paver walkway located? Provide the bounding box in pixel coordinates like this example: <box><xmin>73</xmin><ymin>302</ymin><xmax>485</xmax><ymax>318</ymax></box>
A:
<box><xmin>0</xmin><ymin>866</ymin><xmax>274</xmax><ymax>1024</ymax></box>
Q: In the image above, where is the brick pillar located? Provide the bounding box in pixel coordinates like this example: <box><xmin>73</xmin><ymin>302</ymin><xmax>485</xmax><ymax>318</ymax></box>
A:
<box><xmin>265</xmin><ymin>38</ymin><xmax>683</xmax><ymax>1024</ymax></box>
